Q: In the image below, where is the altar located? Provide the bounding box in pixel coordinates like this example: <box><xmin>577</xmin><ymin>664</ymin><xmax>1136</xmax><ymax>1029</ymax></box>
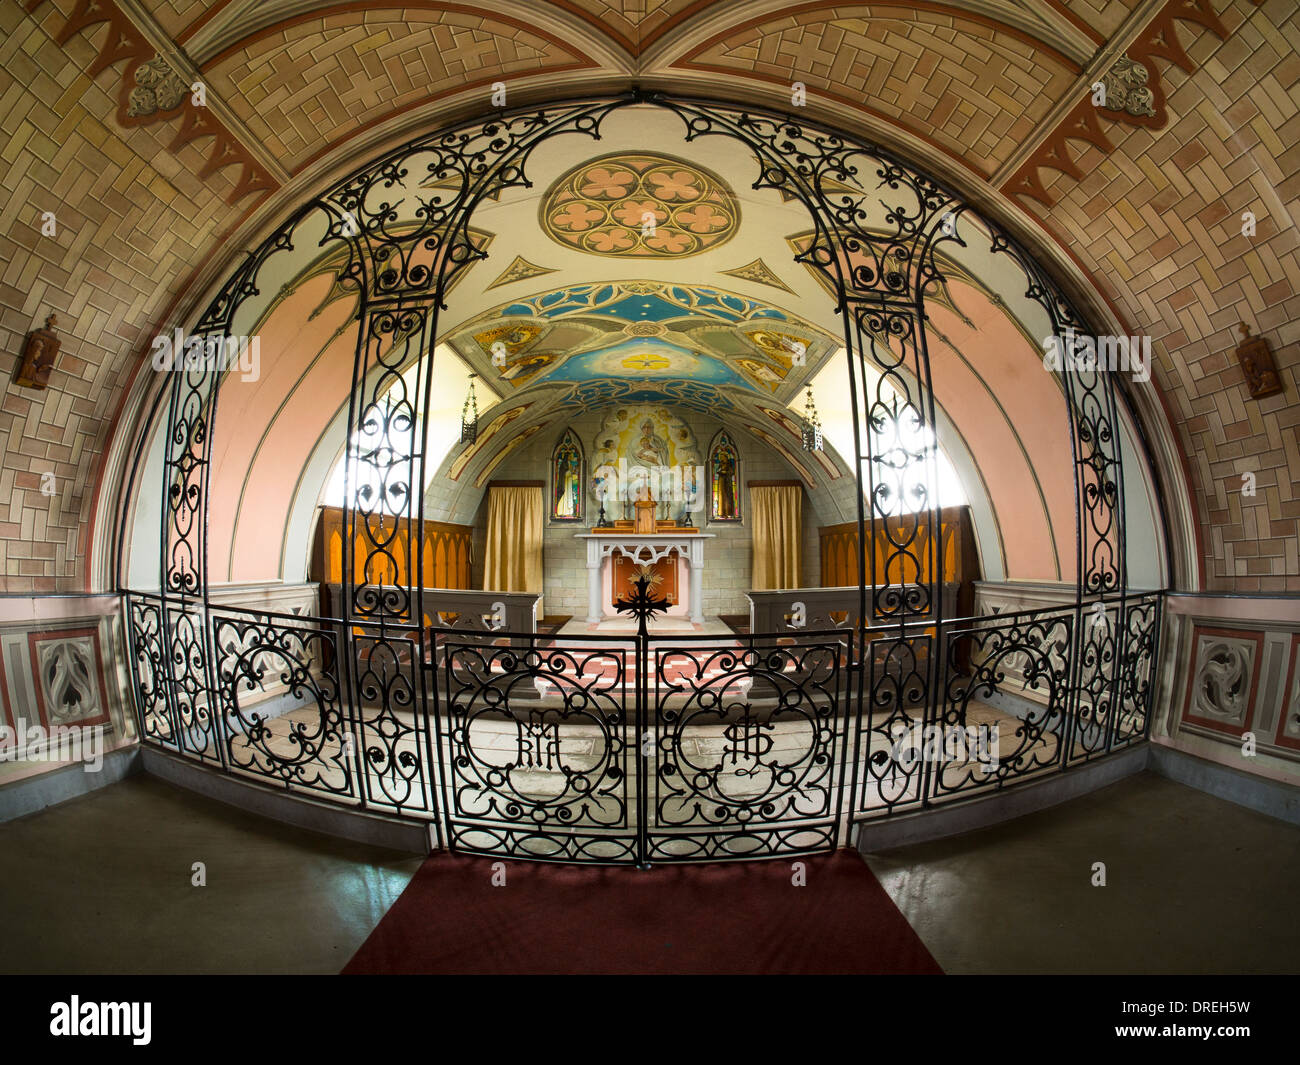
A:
<box><xmin>577</xmin><ymin>532</ymin><xmax>714</xmax><ymax>624</ymax></box>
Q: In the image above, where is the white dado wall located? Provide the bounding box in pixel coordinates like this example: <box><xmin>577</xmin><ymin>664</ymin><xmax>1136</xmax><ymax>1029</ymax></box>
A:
<box><xmin>425</xmin><ymin>409</ymin><xmax>859</xmax><ymax>619</ymax></box>
<box><xmin>0</xmin><ymin>594</ymin><xmax>139</xmax><ymax>820</ymax></box>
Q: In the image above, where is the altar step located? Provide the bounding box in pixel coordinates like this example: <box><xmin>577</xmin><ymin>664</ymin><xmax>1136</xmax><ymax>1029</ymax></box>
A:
<box><xmin>561</xmin><ymin>616</ymin><xmax>733</xmax><ymax>637</ymax></box>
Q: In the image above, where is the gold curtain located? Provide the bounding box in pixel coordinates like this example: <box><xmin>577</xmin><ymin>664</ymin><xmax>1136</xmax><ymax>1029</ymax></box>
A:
<box><xmin>751</xmin><ymin>484</ymin><xmax>802</xmax><ymax>590</ymax></box>
<box><xmin>483</xmin><ymin>484</ymin><xmax>544</xmax><ymax>614</ymax></box>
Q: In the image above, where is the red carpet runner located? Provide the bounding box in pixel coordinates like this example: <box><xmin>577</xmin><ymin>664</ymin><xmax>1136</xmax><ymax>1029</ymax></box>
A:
<box><xmin>343</xmin><ymin>848</ymin><xmax>941</xmax><ymax>975</ymax></box>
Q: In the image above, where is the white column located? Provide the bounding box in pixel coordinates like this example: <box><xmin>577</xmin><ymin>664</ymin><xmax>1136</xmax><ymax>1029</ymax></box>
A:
<box><xmin>688</xmin><ymin>538</ymin><xmax>705</xmax><ymax>624</ymax></box>
<box><xmin>585</xmin><ymin>539</ymin><xmax>603</xmax><ymax>624</ymax></box>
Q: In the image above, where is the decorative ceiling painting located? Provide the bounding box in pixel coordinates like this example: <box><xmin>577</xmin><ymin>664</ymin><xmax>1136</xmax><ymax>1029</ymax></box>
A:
<box><xmin>719</xmin><ymin>258</ymin><xmax>796</xmax><ymax>294</ymax></box>
<box><xmin>436</xmin><ymin>274</ymin><xmax>854</xmax><ymax>492</ymax></box>
<box><xmin>486</xmin><ymin>255</ymin><xmax>559</xmax><ymax>290</ymax></box>
<box><xmin>490</xmin><ymin>281</ymin><xmax>787</xmax><ymax>323</ymax></box>
<box><xmin>449</xmin><ymin>281</ymin><xmax>834</xmax><ymax>400</ymax></box>
<box><xmin>542</xmin><ymin>337</ymin><xmax>750</xmax><ymax>388</ymax></box>
<box><xmin>555</xmin><ymin>379</ymin><xmax>740</xmax><ymax>418</ymax></box>
<box><xmin>540</xmin><ymin>153</ymin><xmax>740</xmax><ymax>258</ymax></box>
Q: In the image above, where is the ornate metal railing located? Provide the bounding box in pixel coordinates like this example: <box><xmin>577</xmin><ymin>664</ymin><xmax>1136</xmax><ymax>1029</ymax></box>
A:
<box><xmin>123</xmin><ymin>587</ymin><xmax>1162</xmax><ymax>863</ymax></box>
<box><xmin>119</xmin><ymin>90</ymin><xmax>1164</xmax><ymax>865</ymax></box>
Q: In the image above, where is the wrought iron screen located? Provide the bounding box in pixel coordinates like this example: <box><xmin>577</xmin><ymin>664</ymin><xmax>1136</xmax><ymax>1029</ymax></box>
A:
<box><xmin>120</xmin><ymin>92</ymin><xmax>1163</xmax><ymax>866</ymax></box>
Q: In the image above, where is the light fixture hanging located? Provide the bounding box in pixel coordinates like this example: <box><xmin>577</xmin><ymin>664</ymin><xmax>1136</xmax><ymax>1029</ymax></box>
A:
<box><xmin>801</xmin><ymin>385</ymin><xmax>823</xmax><ymax>452</ymax></box>
<box><xmin>460</xmin><ymin>373</ymin><xmax>479</xmax><ymax>444</ymax></box>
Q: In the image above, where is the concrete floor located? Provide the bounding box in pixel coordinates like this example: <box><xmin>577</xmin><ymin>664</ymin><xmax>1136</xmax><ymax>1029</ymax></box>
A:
<box><xmin>1</xmin><ymin>770</ymin><xmax>1296</xmax><ymax>973</ymax></box>
<box><xmin>863</xmin><ymin>772</ymin><xmax>1300</xmax><ymax>974</ymax></box>
<box><xmin>0</xmin><ymin>775</ymin><xmax>422</xmax><ymax>974</ymax></box>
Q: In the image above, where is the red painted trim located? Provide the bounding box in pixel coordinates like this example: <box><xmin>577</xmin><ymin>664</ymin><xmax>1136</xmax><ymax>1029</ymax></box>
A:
<box><xmin>1003</xmin><ymin>0</ymin><xmax>1232</xmax><ymax>209</ymax></box>
<box><xmin>1181</xmin><ymin>625</ymin><xmax>1264</xmax><ymax>738</ymax></box>
<box><xmin>1275</xmin><ymin>633</ymin><xmax>1300</xmax><ymax>751</ymax></box>
<box><xmin>175</xmin><ymin>0</ymin><xmax>240</xmax><ymax>45</ymax></box>
<box><xmin>25</xmin><ymin>626</ymin><xmax>112</xmax><ymax>731</ymax></box>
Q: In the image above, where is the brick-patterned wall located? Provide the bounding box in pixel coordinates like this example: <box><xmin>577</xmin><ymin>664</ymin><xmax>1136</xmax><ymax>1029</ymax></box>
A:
<box><xmin>1024</xmin><ymin>0</ymin><xmax>1300</xmax><ymax>590</ymax></box>
<box><xmin>1060</xmin><ymin>0</ymin><xmax>1143</xmax><ymax>38</ymax></box>
<box><xmin>0</xmin><ymin>0</ymin><xmax>238</xmax><ymax>592</ymax></box>
<box><xmin>679</xmin><ymin>6</ymin><xmax>1080</xmax><ymax>176</ymax></box>
<box><xmin>203</xmin><ymin>9</ymin><xmax>583</xmax><ymax>172</ymax></box>
<box><xmin>3</xmin><ymin>0</ymin><xmax>1295</xmax><ymax>601</ymax></box>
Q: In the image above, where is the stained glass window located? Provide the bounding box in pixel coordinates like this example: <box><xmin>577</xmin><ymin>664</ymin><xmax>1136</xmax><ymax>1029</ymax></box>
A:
<box><xmin>551</xmin><ymin>430</ymin><xmax>583</xmax><ymax>521</ymax></box>
<box><xmin>709</xmin><ymin>432</ymin><xmax>740</xmax><ymax>522</ymax></box>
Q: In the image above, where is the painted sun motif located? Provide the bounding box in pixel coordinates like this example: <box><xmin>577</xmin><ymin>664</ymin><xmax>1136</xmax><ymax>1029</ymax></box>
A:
<box><xmin>620</xmin><ymin>353</ymin><xmax>672</xmax><ymax>373</ymax></box>
<box><xmin>541</xmin><ymin>152</ymin><xmax>739</xmax><ymax>258</ymax></box>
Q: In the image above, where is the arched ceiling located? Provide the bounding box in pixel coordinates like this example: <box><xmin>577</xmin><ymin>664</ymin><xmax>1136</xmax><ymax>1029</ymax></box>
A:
<box><xmin>2</xmin><ymin>0</ymin><xmax>1290</xmax><ymax>594</ymax></box>
<box><xmin>177</xmin><ymin>105</ymin><xmax>1094</xmax><ymax>587</ymax></box>
<box><xmin>445</xmin><ymin>282</ymin><xmax>836</xmax><ymax>403</ymax></box>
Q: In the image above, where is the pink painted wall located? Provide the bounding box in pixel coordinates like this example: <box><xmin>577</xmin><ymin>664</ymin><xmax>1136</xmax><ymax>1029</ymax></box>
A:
<box><xmin>206</xmin><ymin>276</ymin><xmax>358</xmax><ymax>581</ymax></box>
<box><xmin>925</xmin><ymin>280</ymin><xmax>1076</xmax><ymax>582</ymax></box>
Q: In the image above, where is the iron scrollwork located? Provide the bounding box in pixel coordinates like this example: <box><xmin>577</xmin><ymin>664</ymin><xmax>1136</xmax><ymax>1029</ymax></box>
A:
<box><xmin>436</xmin><ymin>636</ymin><xmax>634</xmax><ymax>863</ymax></box>
<box><xmin>649</xmin><ymin>640</ymin><xmax>845</xmax><ymax>861</ymax></box>
<box><xmin>122</xmin><ymin>92</ymin><xmax>1157</xmax><ymax>865</ymax></box>
<box><xmin>214</xmin><ymin>613</ymin><xmax>355</xmax><ymax>798</ymax></box>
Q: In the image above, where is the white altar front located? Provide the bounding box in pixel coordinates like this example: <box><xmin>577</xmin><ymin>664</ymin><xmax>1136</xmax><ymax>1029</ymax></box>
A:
<box><xmin>577</xmin><ymin>533</ymin><xmax>715</xmax><ymax>624</ymax></box>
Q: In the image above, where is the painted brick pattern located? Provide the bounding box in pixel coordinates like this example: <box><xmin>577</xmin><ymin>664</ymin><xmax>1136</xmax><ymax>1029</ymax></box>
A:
<box><xmin>681</xmin><ymin>6</ymin><xmax>1078</xmax><ymax>175</ymax></box>
<box><xmin>0</xmin><ymin>0</ymin><xmax>240</xmax><ymax>592</ymax></box>
<box><xmin>139</xmin><ymin>0</ymin><xmax>211</xmax><ymax>38</ymax></box>
<box><xmin>556</xmin><ymin>0</ymin><xmax>706</xmax><ymax>52</ymax></box>
<box><xmin>205</xmin><ymin>10</ymin><xmax>583</xmax><ymax>171</ymax></box>
<box><xmin>3</xmin><ymin>0</ymin><xmax>1295</xmax><ymax>602</ymax></box>
<box><xmin>1061</xmin><ymin>0</ymin><xmax>1143</xmax><ymax>37</ymax></box>
<box><xmin>1027</xmin><ymin>0</ymin><xmax>1300</xmax><ymax>590</ymax></box>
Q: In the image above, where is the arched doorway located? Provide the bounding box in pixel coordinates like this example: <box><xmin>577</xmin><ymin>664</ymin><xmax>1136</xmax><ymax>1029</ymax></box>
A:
<box><xmin>121</xmin><ymin>91</ymin><xmax>1161</xmax><ymax>865</ymax></box>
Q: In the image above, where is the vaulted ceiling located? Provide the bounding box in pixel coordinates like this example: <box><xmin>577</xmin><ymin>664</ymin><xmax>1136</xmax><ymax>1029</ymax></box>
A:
<box><xmin>178</xmin><ymin>104</ymin><xmax>1098</xmax><ymax>587</ymax></box>
<box><xmin>1</xmin><ymin>0</ymin><xmax>1294</xmax><ymax>594</ymax></box>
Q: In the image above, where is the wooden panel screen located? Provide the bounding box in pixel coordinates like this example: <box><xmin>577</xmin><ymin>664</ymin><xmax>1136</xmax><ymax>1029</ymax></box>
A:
<box><xmin>310</xmin><ymin>505</ymin><xmax>473</xmax><ymax>589</ymax></box>
<box><xmin>819</xmin><ymin>506</ymin><xmax>978</xmax><ymax>612</ymax></box>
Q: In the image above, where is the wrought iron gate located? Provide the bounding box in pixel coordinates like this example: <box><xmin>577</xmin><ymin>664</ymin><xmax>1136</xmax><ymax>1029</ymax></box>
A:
<box><xmin>432</xmin><ymin>585</ymin><xmax>850</xmax><ymax>865</ymax></box>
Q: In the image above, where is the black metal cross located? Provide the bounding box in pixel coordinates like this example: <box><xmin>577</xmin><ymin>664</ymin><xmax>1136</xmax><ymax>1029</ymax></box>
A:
<box><xmin>614</xmin><ymin>575</ymin><xmax>671</xmax><ymax>639</ymax></box>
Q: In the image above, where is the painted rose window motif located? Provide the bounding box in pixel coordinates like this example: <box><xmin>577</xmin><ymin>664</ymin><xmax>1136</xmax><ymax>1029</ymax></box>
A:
<box><xmin>541</xmin><ymin>152</ymin><xmax>739</xmax><ymax>258</ymax></box>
